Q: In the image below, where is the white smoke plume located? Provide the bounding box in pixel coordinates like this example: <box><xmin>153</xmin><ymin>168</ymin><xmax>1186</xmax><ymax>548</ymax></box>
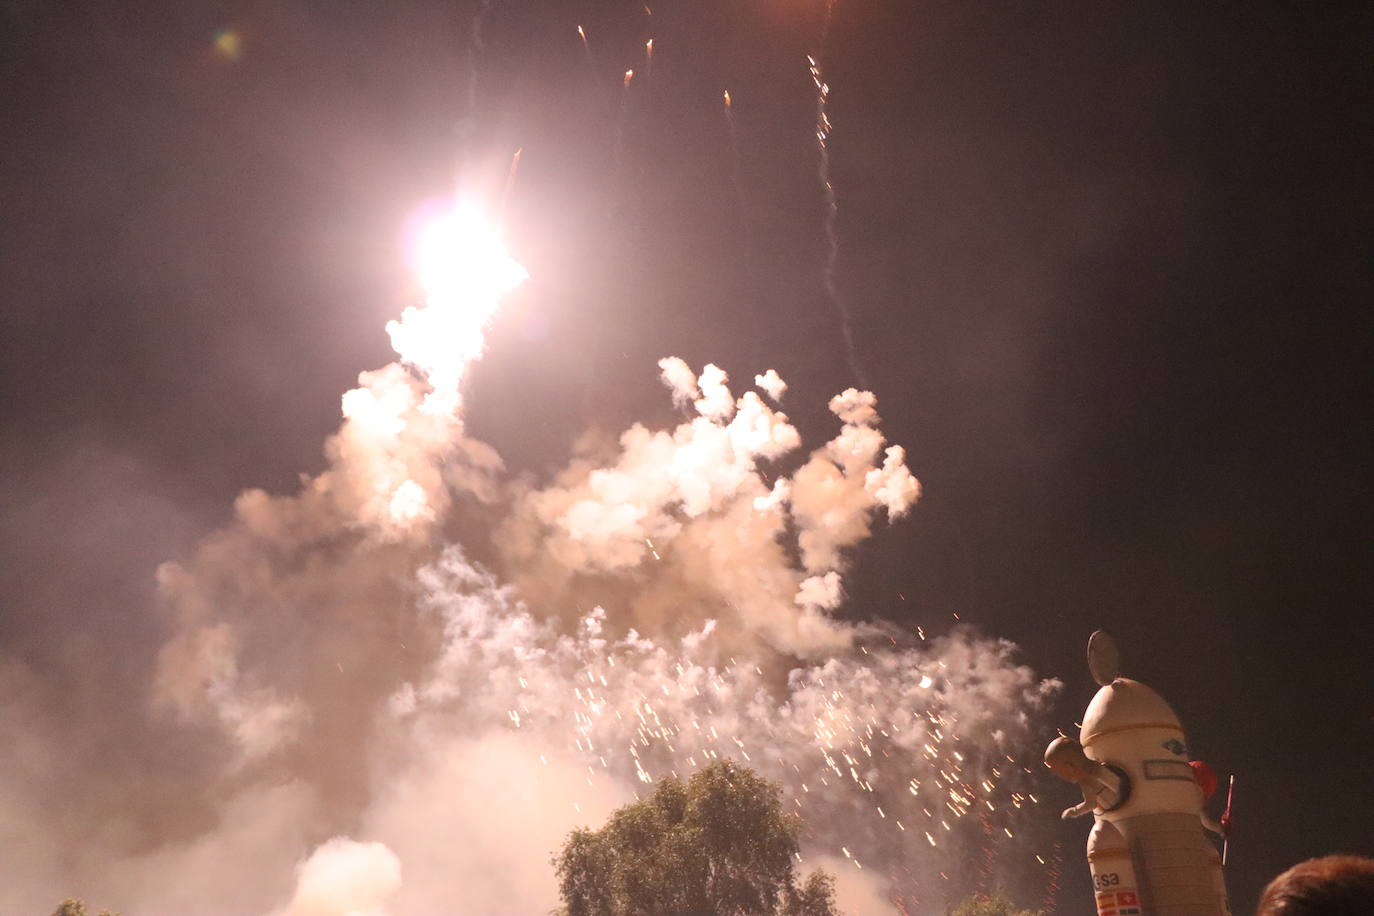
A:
<box><xmin>152</xmin><ymin>206</ymin><xmax>520</xmax><ymax>764</ymax></box>
<box><xmin>755</xmin><ymin>368</ymin><xmax>788</xmax><ymax>402</ymax></box>
<box><xmin>498</xmin><ymin>359</ymin><xmax>916</xmax><ymax>656</ymax></box>
<box><xmin>0</xmin><ymin>206</ymin><xmax>1059</xmax><ymax>916</ymax></box>
<box><xmin>659</xmin><ymin>355</ymin><xmax>702</xmax><ymax>407</ymax></box>
<box><xmin>278</xmin><ymin>838</ymin><xmax>401</xmax><ymax>916</ymax></box>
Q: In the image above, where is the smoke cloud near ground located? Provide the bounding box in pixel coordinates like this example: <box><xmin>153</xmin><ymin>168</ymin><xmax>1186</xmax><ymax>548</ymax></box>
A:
<box><xmin>278</xmin><ymin>838</ymin><xmax>402</xmax><ymax>916</ymax></box>
<box><xmin>0</xmin><ymin>220</ymin><xmax>1057</xmax><ymax>916</ymax></box>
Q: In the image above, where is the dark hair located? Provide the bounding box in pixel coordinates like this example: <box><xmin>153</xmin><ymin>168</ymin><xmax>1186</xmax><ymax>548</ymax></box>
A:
<box><xmin>1256</xmin><ymin>855</ymin><xmax>1374</xmax><ymax>916</ymax></box>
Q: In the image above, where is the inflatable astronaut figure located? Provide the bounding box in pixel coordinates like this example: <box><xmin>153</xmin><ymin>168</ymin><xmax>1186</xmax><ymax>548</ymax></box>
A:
<box><xmin>1044</xmin><ymin>630</ymin><xmax>1231</xmax><ymax>916</ymax></box>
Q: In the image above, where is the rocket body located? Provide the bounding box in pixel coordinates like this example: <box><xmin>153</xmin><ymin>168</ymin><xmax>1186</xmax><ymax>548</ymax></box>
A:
<box><xmin>1088</xmin><ymin>819</ymin><xmax>1143</xmax><ymax>915</ymax></box>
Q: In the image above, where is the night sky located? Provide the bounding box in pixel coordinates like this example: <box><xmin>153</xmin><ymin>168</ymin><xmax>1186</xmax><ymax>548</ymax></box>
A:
<box><xmin>2</xmin><ymin>1</ymin><xmax>1370</xmax><ymax>913</ymax></box>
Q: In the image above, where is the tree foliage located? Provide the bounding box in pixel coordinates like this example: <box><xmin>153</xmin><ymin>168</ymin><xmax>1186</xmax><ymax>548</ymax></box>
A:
<box><xmin>555</xmin><ymin>760</ymin><xmax>843</xmax><ymax>916</ymax></box>
<box><xmin>51</xmin><ymin>901</ymin><xmax>118</xmax><ymax>916</ymax></box>
<box><xmin>782</xmin><ymin>869</ymin><xmax>842</xmax><ymax>916</ymax></box>
<box><xmin>949</xmin><ymin>892</ymin><xmax>1045</xmax><ymax>916</ymax></box>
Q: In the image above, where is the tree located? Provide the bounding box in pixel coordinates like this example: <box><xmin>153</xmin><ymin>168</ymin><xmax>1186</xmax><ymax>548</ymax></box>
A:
<box><xmin>949</xmin><ymin>893</ymin><xmax>1045</xmax><ymax>916</ymax></box>
<box><xmin>555</xmin><ymin>760</ymin><xmax>843</xmax><ymax>916</ymax></box>
<box><xmin>782</xmin><ymin>870</ymin><xmax>841</xmax><ymax>916</ymax></box>
<box><xmin>51</xmin><ymin>899</ymin><xmax>118</xmax><ymax>916</ymax></box>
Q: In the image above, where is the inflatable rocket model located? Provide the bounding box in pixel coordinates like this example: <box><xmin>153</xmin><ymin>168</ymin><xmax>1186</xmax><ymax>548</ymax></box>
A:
<box><xmin>1045</xmin><ymin>631</ymin><xmax>1230</xmax><ymax>916</ymax></box>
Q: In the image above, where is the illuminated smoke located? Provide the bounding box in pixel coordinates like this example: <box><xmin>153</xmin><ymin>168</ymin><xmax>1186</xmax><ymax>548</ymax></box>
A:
<box><xmin>497</xmin><ymin>359</ymin><xmax>916</xmax><ymax>655</ymax></box>
<box><xmin>373</xmin><ymin>545</ymin><xmax>1059</xmax><ymax>913</ymax></box>
<box><xmin>144</xmin><ymin>341</ymin><xmax>1052</xmax><ymax>912</ymax></box>
<box><xmin>2</xmin><ymin>202</ymin><xmax>1058</xmax><ymax>916</ymax></box>
<box><xmin>154</xmin><ymin>204</ymin><xmax>522</xmax><ymax>763</ymax></box>
<box><xmin>755</xmin><ymin>368</ymin><xmax>787</xmax><ymax>402</ymax></box>
<box><xmin>278</xmin><ymin>838</ymin><xmax>401</xmax><ymax>916</ymax></box>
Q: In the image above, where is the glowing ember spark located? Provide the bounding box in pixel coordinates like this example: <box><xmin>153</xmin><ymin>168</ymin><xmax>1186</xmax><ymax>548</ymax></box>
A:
<box><xmin>723</xmin><ymin>89</ymin><xmax>732</xmax><ymax>108</ymax></box>
<box><xmin>623</xmin><ymin>69</ymin><xmax>634</xmax><ymax>88</ymax></box>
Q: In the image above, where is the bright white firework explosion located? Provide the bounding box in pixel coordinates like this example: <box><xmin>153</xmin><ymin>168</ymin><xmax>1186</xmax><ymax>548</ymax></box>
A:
<box><xmin>140</xmin><ymin>202</ymin><xmax>1062</xmax><ymax>916</ymax></box>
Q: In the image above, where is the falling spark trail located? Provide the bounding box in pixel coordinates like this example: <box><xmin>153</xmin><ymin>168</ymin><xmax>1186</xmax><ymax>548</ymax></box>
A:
<box><xmin>497</xmin><ymin>147</ymin><xmax>523</xmax><ymax>229</ymax></box>
<box><xmin>576</xmin><ymin>24</ymin><xmax>591</xmax><ymax>63</ymax></box>
<box><xmin>722</xmin><ymin>89</ymin><xmax>747</xmax><ymax>220</ymax></box>
<box><xmin>613</xmin><ymin>67</ymin><xmax>635</xmax><ymax>178</ymax></box>
<box><xmin>810</xmin><ymin>1</ymin><xmax>868</xmax><ymax>389</ymax></box>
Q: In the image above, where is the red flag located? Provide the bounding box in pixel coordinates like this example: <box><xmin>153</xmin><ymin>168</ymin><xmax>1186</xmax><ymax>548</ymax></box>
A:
<box><xmin>1190</xmin><ymin>760</ymin><xmax>1218</xmax><ymax>798</ymax></box>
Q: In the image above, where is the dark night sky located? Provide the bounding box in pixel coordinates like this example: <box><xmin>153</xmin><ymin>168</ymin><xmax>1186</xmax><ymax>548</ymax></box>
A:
<box><xmin>1</xmin><ymin>1</ymin><xmax>1370</xmax><ymax>913</ymax></box>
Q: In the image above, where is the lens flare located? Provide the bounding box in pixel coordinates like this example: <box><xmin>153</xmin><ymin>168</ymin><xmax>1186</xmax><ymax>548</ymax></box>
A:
<box><xmin>213</xmin><ymin>28</ymin><xmax>242</xmax><ymax>60</ymax></box>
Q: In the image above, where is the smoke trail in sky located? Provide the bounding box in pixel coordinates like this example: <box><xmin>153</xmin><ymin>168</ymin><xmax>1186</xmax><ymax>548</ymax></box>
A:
<box><xmin>464</xmin><ymin>0</ymin><xmax>493</xmax><ymax>128</ymax></box>
<box><xmin>810</xmin><ymin>0</ymin><xmax>868</xmax><ymax>389</ymax></box>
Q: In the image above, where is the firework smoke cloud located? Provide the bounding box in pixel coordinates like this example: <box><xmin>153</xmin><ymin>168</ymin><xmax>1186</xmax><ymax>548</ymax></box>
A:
<box><xmin>1</xmin><ymin>202</ymin><xmax>1059</xmax><ymax>916</ymax></box>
